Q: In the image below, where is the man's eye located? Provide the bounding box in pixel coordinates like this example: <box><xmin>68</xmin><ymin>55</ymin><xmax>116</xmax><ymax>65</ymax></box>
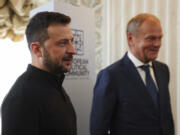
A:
<box><xmin>56</xmin><ymin>41</ymin><xmax>68</xmax><ymax>46</ymax></box>
<box><xmin>147</xmin><ymin>37</ymin><xmax>155</xmax><ymax>40</ymax></box>
<box><xmin>56</xmin><ymin>39</ymin><xmax>74</xmax><ymax>46</ymax></box>
<box><xmin>146</xmin><ymin>36</ymin><xmax>162</xmax><ymax>41</ymax></box>
<box><xmin>60</xmin><ymin>41</ymin><xmax>68</xmax><ymax>44</ymax></box>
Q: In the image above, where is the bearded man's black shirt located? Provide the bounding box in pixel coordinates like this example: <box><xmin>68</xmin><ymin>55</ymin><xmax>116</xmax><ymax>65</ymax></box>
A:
<box><xmin>1</xmin><ymin>64</ymin><xmax>77</xmax><ymax>135</ymax></box>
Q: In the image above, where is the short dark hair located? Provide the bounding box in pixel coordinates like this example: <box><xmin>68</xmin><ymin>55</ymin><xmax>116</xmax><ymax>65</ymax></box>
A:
<box><xmin>25</xmin><ymin>11</ymin><xmax>71</xmax><ymax>49</ymax></box>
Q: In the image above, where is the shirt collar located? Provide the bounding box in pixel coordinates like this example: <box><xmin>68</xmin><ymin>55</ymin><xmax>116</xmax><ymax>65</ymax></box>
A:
<box><xmin>27</xmin><ymin>64</ymin><xmax>65</xmax><ymax>86</ymax></box>
<box><xmin>127</xmin><ymin>51</ymin><xmax>152</xmax><ymax>68</ymax></box>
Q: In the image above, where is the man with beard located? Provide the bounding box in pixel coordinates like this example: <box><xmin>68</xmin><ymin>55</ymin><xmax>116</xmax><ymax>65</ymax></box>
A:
<box><xmin>1</xmin><ymin>12</ymin><xmax>77</xmax><ymax>135</ymax></box>
<box><xmin>90</xmin><ymin>13</ymin><xmax>174</xmax><ymax>135</ymax></box>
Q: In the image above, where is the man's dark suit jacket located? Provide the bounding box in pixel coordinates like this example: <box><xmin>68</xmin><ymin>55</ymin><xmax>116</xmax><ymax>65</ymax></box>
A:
<box><xmin>1</xmin><ymin>65</ymin><xmax>77</xmax><ymax>135</ymax></box>
<box><xmin>90</xmin><ymin>54</ymin><xmax>174</xmax><ymax>135</ymax></box>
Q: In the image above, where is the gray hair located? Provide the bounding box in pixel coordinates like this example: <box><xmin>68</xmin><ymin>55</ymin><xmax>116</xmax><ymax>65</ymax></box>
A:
<box><xmin>126</xmin><ymin>13</ymin><xmax>161</xmax><ymax>36</ymax></box>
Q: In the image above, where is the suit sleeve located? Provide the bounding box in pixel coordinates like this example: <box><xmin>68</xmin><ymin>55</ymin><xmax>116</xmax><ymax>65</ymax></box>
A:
<box><xmin>1</xmin><ymin>94</ymin><xmax>39</xmax><ymax>135</ymax></box>
<box><xmin>90</xmin><ymin>69</ymin><xmax>117</xmax><ymax>135</ymax></box>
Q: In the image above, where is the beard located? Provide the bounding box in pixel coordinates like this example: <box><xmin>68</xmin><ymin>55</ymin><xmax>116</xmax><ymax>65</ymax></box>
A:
<box><xmin>42</xmin><ymin>47</ymin><xmax>69</xmax><ymax>75</ymax></box>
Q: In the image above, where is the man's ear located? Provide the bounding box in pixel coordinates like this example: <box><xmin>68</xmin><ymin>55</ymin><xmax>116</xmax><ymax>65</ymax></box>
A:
<box><xmin>30</xmin><ymin>42</ymin><xmax>43</xmax><ymax>57</ymax></box>
<box><xmin>127</xmin><ymin>32</ymin><xmax>134</xmax><ymax>46</ymax></box>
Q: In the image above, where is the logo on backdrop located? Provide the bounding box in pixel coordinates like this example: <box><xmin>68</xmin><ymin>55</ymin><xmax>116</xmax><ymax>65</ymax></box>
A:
<box><xmin>72</xmin><ymin>29</ymin><xmax>84</xmax><ymax>56</ymax></box>
<box><xmin>66</xmin><ymin>29</ymin><xmax>89</xmax><ymax>79</ymax></box>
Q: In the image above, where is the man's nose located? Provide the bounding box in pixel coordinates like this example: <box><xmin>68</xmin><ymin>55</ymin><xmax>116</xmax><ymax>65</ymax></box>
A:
<box><xmin>154</xmin><ymin>38</ymin><xmax>161</xmax><ymax>47</ymax></box>
<box><xmin>67</xmin><ymin>43</ymin><xmax>76</xmax><ymax>55</ymax></box>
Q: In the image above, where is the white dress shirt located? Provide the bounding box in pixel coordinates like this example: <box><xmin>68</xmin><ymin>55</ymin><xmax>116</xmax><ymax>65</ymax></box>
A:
<box><xmin>127</xmin><ymin>51</ymin><xmax>159</xmax><ymax>90</ymax></box>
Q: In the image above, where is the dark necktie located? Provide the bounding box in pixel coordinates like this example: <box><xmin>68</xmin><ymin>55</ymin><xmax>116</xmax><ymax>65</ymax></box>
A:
<box><xmin>140</xmin><ymin>65</ymin><xmax>159</xmax><ymax>106</ymax></box>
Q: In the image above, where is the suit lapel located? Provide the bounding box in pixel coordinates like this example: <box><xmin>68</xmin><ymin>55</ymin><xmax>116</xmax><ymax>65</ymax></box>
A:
<box><xmin>152</xmin><ymin>61</ymin><xmax>163</xmax><ymax>93</ymax></box>
<box><xmin>122</xmin><ymin>54</ymin><xmax>146</xmax><ymax>91</ymax></box>
<box><xmin>152</xmin><ymin>61</ymin><xmax>164</xmax><ymax>111</ymax></box>
<box><xmin>122</xmin><ymin>54</ymin><xmax>158</xmax><ymax>110</ymax></box>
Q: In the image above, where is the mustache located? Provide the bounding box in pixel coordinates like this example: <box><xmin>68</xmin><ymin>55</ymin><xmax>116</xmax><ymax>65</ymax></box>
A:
<box><xmin>62</xmin><ymin>55</ymin><xmax>73</xmax><ymax>60</ymax></box>
<box><xmin>149</xmin><ymin>46</ymin><xmax>160</xmax><ymax>50</ymax></box>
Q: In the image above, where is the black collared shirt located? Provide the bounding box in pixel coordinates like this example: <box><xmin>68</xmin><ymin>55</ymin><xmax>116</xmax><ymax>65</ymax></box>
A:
<box><xmin>1</xmin><ymin>64</ymin><xmax>77</xmax><ymax>135</ymax></box>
